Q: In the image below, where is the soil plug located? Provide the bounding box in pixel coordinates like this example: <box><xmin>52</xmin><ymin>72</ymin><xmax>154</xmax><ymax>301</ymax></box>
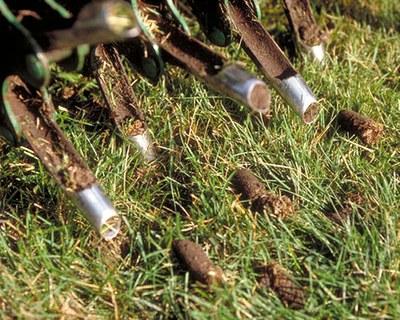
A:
<box><xmin>283</xmin><ymin>0</ymin><xmax>327</xmax><ymax>62</ymax></box>
<box><xmin>255</xmin><ymin>262</ymin><xmax>306</xmax><ymax>309</ymax></box>
<box><xmin>92</xmin><ymin>43</ymin><xmax>156</xmax><ymax>161</ymax></box>
<box><xmin>232</xmin><ymin>169</ymin><xmax>294</xmax><ymax>219</ymax></box>
<box><xmin>172</xmin><ymin>239</ymin><xmax>225</xmax><ymax>287</ymax></box>
<box><xmin>2</xmin><ymin>75</ymin><xmax>121</xmax><ymax>240</ymax></box>
<box><xmin>226</xmin><ymin>0</ymin><xmax>319</xmax><ymax>123</ymax></box>
<box><xmin>337</xmin><ymin>110</ymin><xmax>384</xmax><ymax>145</ymax></box>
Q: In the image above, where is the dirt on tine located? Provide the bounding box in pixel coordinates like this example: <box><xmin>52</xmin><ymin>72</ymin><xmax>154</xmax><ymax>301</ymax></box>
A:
<box><xmin>92</xmin><ymin>43</ymin><xmax>147</xmax><ymax>137</ymax></box>
<box><xmin>327</xmin><ymin>192</ymin><xmax>365</xmax><ymax>224</ymax></box>
<box><xmin>255</xmin><ymin>262</ymin><xmax>306</xmax><ymax>309</ymax></box>
<box><xmin>337</xmin><ymin>110</ymin><xmax>384</xmax><ymax>145</ymax></box>
<box><xmin>6</xmin><ymin>75</ymin><xmax>95</xmax><ymax>192</ymax></box>
<box><xmin>283</xmin><ymin>0</ymin><xmax>324</xmax><ymax>46</ymax></box>
<box><xmin>172</xmin><ymin>240</ymin><xmax>225</xmax><ymax>287</ymax></box>
<box><xmin>232</xmin><ymin>169</ymin><xmax>294</xmax><ymax>219</ymax></box>
<box><xmin>227</xmin><ymin>0</ymin><xmax>297</xmax><ymax>80</ymax></box>
<box><xmin>155</xmin><ymin>19</ymin><xmax>225</xmax><ymax>77</ymax></box>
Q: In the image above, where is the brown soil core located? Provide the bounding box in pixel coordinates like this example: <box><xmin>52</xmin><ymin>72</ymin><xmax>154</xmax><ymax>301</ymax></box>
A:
<box><xmin>232</xmin><ymin>169</ymin><xmax>294</xmax><ymax>219</ymax></box>
<box><xmin>326</xmin><ymin>192</ymin><xmax>365</xmax><ymax>224</ymax></box>
<box><xmin>255</xmin><ymin>262</ymin><xmax>306</xmax><ymax>309</ymax></box>
<box><xmin>249</xmin><ymin>83</ymin><xmax>272</xmax><ymax>113</ymax></box>
<box><xmin>6</xmin><ymin>75</ymin><xmax>95</xmax><ymax>192</ymax></box>
<box><xmin>303</xmin><ymin>102</ymin><xmax>319</xmax><ymax>124</ymax></box>
<box><xmin>172</xmin><ymin>239</ymin><xmax>225</xmax><ymax>287</ymax></box>
<box><xmin>337</xmin><ymin>110</ymin><xmax>384</xmax><ymax>145</ymax></box>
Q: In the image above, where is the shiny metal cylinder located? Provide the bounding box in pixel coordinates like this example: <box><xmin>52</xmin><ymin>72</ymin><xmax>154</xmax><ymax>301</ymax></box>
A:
<box><xmin>129</xmin><ymin>130</ymin><xmax>157</xmax><ymax>162</ymax></box>
<box><xmin>212</xmin><ymin>64</ymin><xmax>271</xmax><ymax>114</ymax></box>
<box><xmin>273</xmin><ymin>74</ymin><xmax>319</xmax><ymax>124</ymax></box>
<box><xmin>307</xmin><ymin>43</ymin><xmax>325</xmax><ymax>63</ymax></box>
<box><xmin>74</xmin><ymin>184</ymin><xmax>121</xmax><ymax>240</ymax></box>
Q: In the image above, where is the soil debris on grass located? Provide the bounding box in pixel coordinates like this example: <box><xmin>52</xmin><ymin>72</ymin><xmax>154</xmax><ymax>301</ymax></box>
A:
<box><xmin>172</xmin><ymin>239</ymin><xmax>225</xmax><ymax>287</ymax></box>
<box><xmin>326</xmin><ymin>192</ymin><xmax>365</xmax><ymax>224</ymax></box>
<box><xmin>337</xmin><ymin>110</ymin><xmax>384</xmax><ymax>145</ymax></box>
<box><xmin>232</xmin><ymin>168</ymin><xmax>294</xmax><ymax>219</ymax></box>
<box><xmin>61</xmin><ymin>86</ymin><xmax>76</xmax><ymax>100</ymax></box>
<box><xmin>255</xmin><ymin>262</ymin><xmax>306</xmax><ymax>309</ymax></box>
<box><xmin>58</xmin><ymin>292</ymin><xmax>89</xmax><ymax>320</ymax></box>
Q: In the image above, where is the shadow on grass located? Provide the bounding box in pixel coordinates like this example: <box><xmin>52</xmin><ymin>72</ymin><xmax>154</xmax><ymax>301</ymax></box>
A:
<box><xmin>50</xmin><ymin>76</ymin><xmax>113</xmax><ymax>135</ymax></box>
<box><xmin>0</xmin><ymin>170</ymin><xmax>61</xmax><ymax>251</ymax></box>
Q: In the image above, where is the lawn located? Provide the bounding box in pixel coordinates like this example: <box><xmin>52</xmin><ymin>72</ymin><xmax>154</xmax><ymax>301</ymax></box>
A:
<box><xmin>0</xmin><ymin>0</ymin><xmax>399</xmax><ymax>318</ymax></box>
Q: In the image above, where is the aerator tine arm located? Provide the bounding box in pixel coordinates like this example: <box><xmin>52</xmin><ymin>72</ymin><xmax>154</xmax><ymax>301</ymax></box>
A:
<box><xmin>0</xmin><ymin>0</ymin><xmax>145</xmax><ymax>239</ymax></box>
<box><xmin>282</xmin><ymin>0</ymin><xmax>327</xmax><ymax>62</ymax></box>
<box><xmin>158</xmin><ymin>0</ymin><xmax>320</xmax><ymax>123</ymax></box>
<box><xmin>155</xmin><ymin>19</ymin><xmax>271</xmax><ymax>116</ymax></box>
<box><xmin>225</xmin><ymin>0</ymin><xmax>320</xmax><ymax>123</ymax></box>
<box><xmin>40</xmin><ymin>0</ymin><xmax>141</xmax><ymax>56</ymax></box>
<box><xmin>91</xmin><ymin>43</ymin><xmax>156</xmax><ymax>161</ymax></box>
<box><xmin>1</xmin><ymin>76</ymin><xmax>121</xmax><ymax>240</ymax></box>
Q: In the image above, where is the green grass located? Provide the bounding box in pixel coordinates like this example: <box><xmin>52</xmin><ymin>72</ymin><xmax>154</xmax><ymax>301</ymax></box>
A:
<box><xmin>1</xmin><ymin>0</ymin><xmax>400</xmax><ymax>318</ymax></box>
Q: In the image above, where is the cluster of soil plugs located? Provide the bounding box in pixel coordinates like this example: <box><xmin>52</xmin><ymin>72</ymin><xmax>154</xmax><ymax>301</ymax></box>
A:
<box><xmin>0</xmin><ymin>0</ymin><xmax>390</xmax><ymax>315</ymax></box>
<box><xmin>172</xmin><ymin>239</ymin><xmax>306</xmax><ymax>310</ymax></box>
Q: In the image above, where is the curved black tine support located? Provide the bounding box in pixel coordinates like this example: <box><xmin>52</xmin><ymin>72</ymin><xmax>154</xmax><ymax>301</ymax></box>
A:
<box><xmin>181</xmin><ymin>0</ymin><xmax>233</xmax><ymax>46</ymax></box>
<box><xmin>114</xmin><ymin>38</ymin><xmax>165</xmax><ymax>84</ymax></box>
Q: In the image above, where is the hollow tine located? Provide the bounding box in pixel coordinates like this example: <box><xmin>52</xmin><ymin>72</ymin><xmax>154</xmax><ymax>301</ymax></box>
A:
<box><xmin>283</xmin><ymin>0</ymin><xmax>326</xmax><ymax>62</ymax></box>
<box><xmin>154</xmin><ymin>20</ymin><xmax>271</xmax><ymax>115</ymax></box>
<box><xmin>226</xmin><ymin>0</ymin><xmax>319</xmax><ymax>123</ymax></box>
<box><xmin>2</xmin><ymin>75</ymin><xmax>121</xmax><ymax>239</ymax></box>
<box><xmin>92</xmin><ymin>43</ymin><xmax>157</xmax><ymax>161</ymax></box>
